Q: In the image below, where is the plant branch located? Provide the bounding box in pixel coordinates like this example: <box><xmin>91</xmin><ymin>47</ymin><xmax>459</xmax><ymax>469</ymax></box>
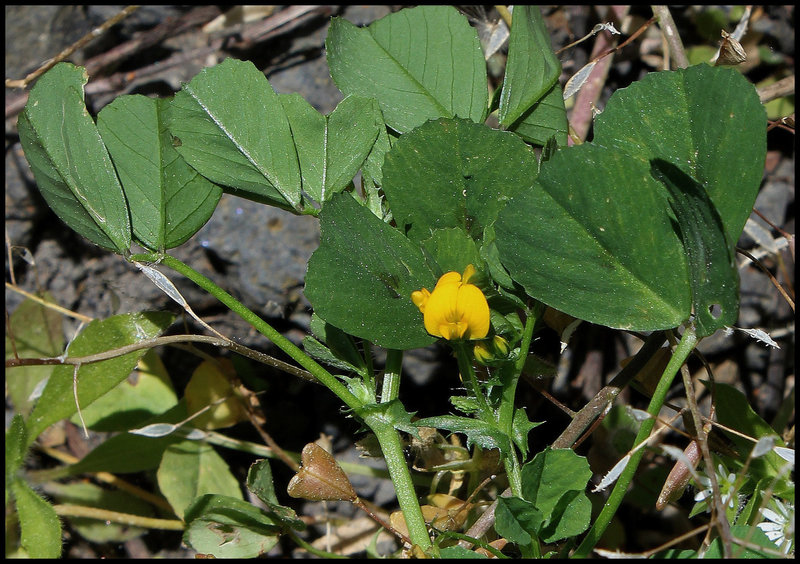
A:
<box><xmin>674</xmin><ymin>333</ymin><xmax>733</xmax><ymax>556</ymax></box>
<box><xmin>53</xmin><ymin>504</ymin><xmax>185</xmax><ymax>530</ymax></box>
<box><xmin>381</xmin><ymin>349</ymin><xmax>403</xmax><ymax>403</ymax></box>
<box><xmin>758</xmin><ymin>75</ymin><xmax>795</xmax><ymax>104</ymax></box>
<box><xmin>652</xmin><ymin>5</ymin><xmax>689</xmax><ymax>69</ymax></box>
<box><xmin>552</xmin><ymin>331</ymin><xmax>668</xmax><ymax>449</ymax></box>
<box><xmin>5</xmin><ymin>333</ymin><xmax>320</xmax><ymax>385</ymax></box>
<box><xmin>572</xmin><ymin>326</ymin><xmax>698</xmax><ymax>558</ymax></box>
<box><xmin>5</xmin><ymin>6</ymin><xmax>141</xmax><ymax>89</ymax></box>
<box><xmin>139</xmin><ymin>253</ymin><xmax>363</xmax><ymax>410</ymax></box>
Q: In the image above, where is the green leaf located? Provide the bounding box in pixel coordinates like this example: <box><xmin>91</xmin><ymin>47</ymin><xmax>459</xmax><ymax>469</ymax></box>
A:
<box><xmin>521</xmin><ymin>448</ymin><xmax>592</xmax><ymax>511</ymax></box>
<box><xmin>11</xmin><ymin>479</ymin><xmax>62</xmax><ymax>558</ymax></box>
<box><xmin>413</xmin><ymin>414</ymin><xmax>512</xmax><ymax>454</ymax></box>
<box><xmin>281</xmin><ymin>93</ymin><xmax>382</xmax><ymax>205</ymax></box>
<box><xmin>17</xmin><ymin>62</ymin><xmax>131</xmax><ymax>253</ymax></box>
<box><xmin>494</xmin><ymin>496</ymin><xmax>544</xmax><ymax>547</ymax></box>
<box><xmin>703</xmin><ymin>381</ymin><xmax>788</xmax><ymax>488</ymax></box>
<box><xmin>507</xmin><ymin>82</ymin><xmax>568</xmax><ymax>147</ymax></box>
<box><xmin>5</xmin><ymin>295</ymin><xmax>64</xmax><ymax>417</ymax></box>
<box><xmin>420</xmin><ymin>228</ymin><xmax>484</xmax><ymax>277</ymax></box>
<box><xmin>511</xmin><ymin>408</ymin><xmax>544</xmax><ymax>460</ymax></box>
<box><xmin>326</xmin><ymin>6</ymin><xmax>487</xmax><ymax>133</ymax></box>
<box><xmin>305</xmin><ymin>193</ymin><xmax>437</xmax><ymax>350</ymax></box>
<box><xmin>496</xmin><ymin>65</ymin><xmax>765</xmax><ymax>332</ymax></box>
<box><xmin>520</xmin><ymin>448</ymin><xmax>592</xmax><ymax>542</ymax></box>
<box><xmin>157</xmin><ymin>440</ymin><xmax>243</xmax><ymax>518</ymax></box>
<box><xmin>438</xmin><ymin>546</ymin><xmax>490</xmax><ymax>559</ymax></box>
<box><xmin>498</xmin><ymin>5</ymin><xmax>561</xmax><ymax>127</ymax></box>
<box><xmin>539</xmin><ymin>489</ymin><xmax>592</xmax><ymax>543</ymax></box>
<box><xmin>596</xmin><ymin>64</ymin><xmax>766</xmax><ymax>245</ymax></box>
<box><xmin>246</xmin><ymin>459</ymin><xmax>306</xmax><ymax>531</ymax></box>
<box><xmin>246</xmin><ymin>459</ymin><xmax>280</xmax><ymax>507</ymax></box>
<box><xmin>649</xmin><ymin>159</ymin><xmax>738</xmax><ymax>336</ymax></box>
<box><xmin>382</xmin><ymin>118</ymin><xmax>538</xmax><ymax>243</ymax></box>
<box><xmin>306</xmin><ymin>314</ymin><xmax>367</xmax><ymax>376</ymax></box>
<box><xmin>69</xmin><ymin>432</ymin><xmax>183</xmax><ymax>475</ymax></box>
<box><xmin>166</xmin><ymin>58</ymin><xmax>302</xmax><ymax>211</ymax></box>
<box><xmin>361</xmin><ymin>122</ymin><xmax>393</xmax><ymax>205</ymax></box>
<box><xmin>183</xmin><ymin>494</ymin><xmax>282</xmax><ymax>558</ymax></box>
<box><xmin>6</xmin><ymin>415</ymin><xmax>28</xmax><ymax>506</ymax></box>
<box><xmin>97</xmin><ymin>95</ymin><xmax>222</xmax><ymax>250</ymax></box>
<box><xmin>25</xmin><ymin>311</ymin><xmax>175</xmax><ymax>445</ymax></box>
<box><xmin>68</xmin><ymin>349</ymin><xmax>178</xmax><ymax>432</ymax></box>
<box><xmin>497</xmin><ymin>144</ymin><xmax>691</xmax><ymax>330</ymax></box>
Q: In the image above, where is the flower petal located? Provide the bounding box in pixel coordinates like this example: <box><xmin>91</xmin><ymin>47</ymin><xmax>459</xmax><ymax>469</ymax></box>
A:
<box><xmin>457</xmin><ymin>284</ymin><xmax>490</xmax><ymax>339</ymax></box>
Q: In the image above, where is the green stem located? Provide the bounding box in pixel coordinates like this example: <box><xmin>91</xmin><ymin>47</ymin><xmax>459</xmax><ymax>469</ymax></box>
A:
<box><xmin>375</xmin><ymin>350</ymin><xmax>430</xmax><ymax>549</ymax></box>
<box><xmin>368</xmin><ymin>417</ymin><xmax>432</xmax><ymax>551</ymax></box>
<box><xmin>381</xmin><ymin>349</ymin><xmax>403</xmax><ymax>403</ymax></box>
<box><xmin>129</xmin><ymin>253</ymin><xmax>431</xmax><ymax>551</ymax></box>
<box><xmin>455</xmin><ymin>342</ymin><xmax>494</xmax><ymax>422</ymax></box>
<box><xmin>572</xmin><ymin>326</ymin><xmax>698</xmax><ymax>558</ymax></box>
<box><xmin>131</xmin><ymin>252</ymin><xmax>362</xmax><ymax>411</ymax></box>
<box><xmin>497</xmin><ymin>307</ymin><xmax>540</xmax><ymax>432</ymax></box>
<box><xmin>53</xmin><ymin>504</ymin><xmax>184</xmax><ymax>530</ymax></box>
<box><xmin>497</xmin><ymin>306</ymin><xmax>542</xmax><ymax>498</ymax></box>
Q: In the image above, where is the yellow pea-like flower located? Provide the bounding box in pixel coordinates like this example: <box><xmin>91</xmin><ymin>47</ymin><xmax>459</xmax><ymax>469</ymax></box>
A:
<box><xmin>411</xmin><ymin>265</ymin><xmax>490</xmax><ymax>341</ymax></box>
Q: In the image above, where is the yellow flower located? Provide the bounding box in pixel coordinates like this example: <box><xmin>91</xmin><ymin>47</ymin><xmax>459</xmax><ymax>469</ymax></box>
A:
<box><xmin>473</xmin><ymin>335</ymin><xmax>510</xmax><ymax>365</ymax></box>
<box><xmin>411</xmin><ymin>265</ymin><xmax>490</xmax><ymax>341</ymax></box>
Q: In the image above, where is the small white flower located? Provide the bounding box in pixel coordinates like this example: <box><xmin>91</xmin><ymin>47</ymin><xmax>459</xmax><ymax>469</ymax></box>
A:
<box><xmin>693</xmin><ymin>463</ymin><xmax>738</xmax><ymax>510</ymax></box>
<box><xmin>757</xmin><ymin>499</ymin><xmax>794</xmax><ymax>554</ymax></box>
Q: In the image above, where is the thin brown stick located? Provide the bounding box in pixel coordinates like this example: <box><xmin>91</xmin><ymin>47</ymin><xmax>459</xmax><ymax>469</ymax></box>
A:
<box><xmin>6</xmin><ymin>6</ymin><xmax>141</xmax><ymax>89</ymax></box>
<box><xmin>673</xmin><ymin>332</ymin><xmax>733</xmax><ymax>556</ymax></box>
<box><xmin>758</xmin><ymin>75</ymin><xmax>795</xmax><ymax>104</ymax></box>
<box><xmin>737</xmin><ymin>248</ymin><xmax>795</xmax><ymax>311</ymax></box>
<box><xmin>5</xmin><ymin>333</ymin><xmax>321</xmax><ymax>385</ymax></box>
<box><xmin>651</xmin><ymin>5</ymin><xmax>689</xmax><ymax>69</ymax></box>
<box><xmin>552</xmin><ymin>331</ymin><xmax>668</xmax><ymax>449</ymax></box>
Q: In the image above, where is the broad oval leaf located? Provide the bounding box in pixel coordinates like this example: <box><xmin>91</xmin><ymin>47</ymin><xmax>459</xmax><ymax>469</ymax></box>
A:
<box><xmin>382</xmin><ymin>118</ymin><xmax>538</xmax><ymax>243</ymax></box>
<box><xmin>26</xmin><ymin>311</ymin><xmax>175</xmax><ymax>444</ymax></box>
<box><xmin>304</xmin><ymin>193</ymin><xmax>437</xmax><ymax>350</ymax></box>
<box><xmin>496</xmin><ymin>65</ymin><xmax>765</xmax><ymax>332</ymax></box>
<box><xmin>97</xmin><ymin>95</ymin><xmax>222</xmax><ymax>250</ymax></box>
<box><xmin>280</xmin><ymin>93</ymin><xmax>382</xmax><ymax>205</ymax></box>
<box><xmin>17</xmin><ymin>62</ymin><xmax>131</xmax><ymax>253</ymax></box>
<box><xmin>166</xmin><ymin>58</ymin><xmax>302</xmax><ymax>211</ymax></box>
<box><xmin>497</xmin><ymin>144</ymin><xmax>692</xmax><ymax>331</ymax></box>
<box><xmin>649</xmin><ymin>159</ymin><xmax>738</xmax><ymax>337</ymax></box>
<box><xmin>498</xmin><ymin>5</ymin><xmax>561</xmax><ymax>127</ymax></box>
<box><xmin>5</xmin><ymin>295</ymin><xmax>64</xmax><ymax>417</ymax></box>
<box><xmin>183</xmin><ymin>494</ymin><xmax>281</xmax><ymax>558</ymax></box>
<box><xmin>596</xmin><ymin>64</ymin><xmax>766</xmax><ymax>245</ymax></box>
<box><xmin>157</xmin><ymin>440</ymin><xmax>243</xmax><ymax>518</ymax></box>
<box><xmin>507</xmin><ymin>82</ymin><xmax>568</xmax><ymax>147</ymax></box>
<box><xmin>326</xmin><ymin>6</ymin><xmax>488</xmax><ymax>133</ymax></box>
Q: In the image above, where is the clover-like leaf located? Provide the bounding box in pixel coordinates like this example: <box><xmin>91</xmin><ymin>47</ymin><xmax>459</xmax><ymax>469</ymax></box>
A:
<box><xmin>496</xmin><ymin>65</ymin><xmax>765</xmax><ymax>333</ymax></box>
